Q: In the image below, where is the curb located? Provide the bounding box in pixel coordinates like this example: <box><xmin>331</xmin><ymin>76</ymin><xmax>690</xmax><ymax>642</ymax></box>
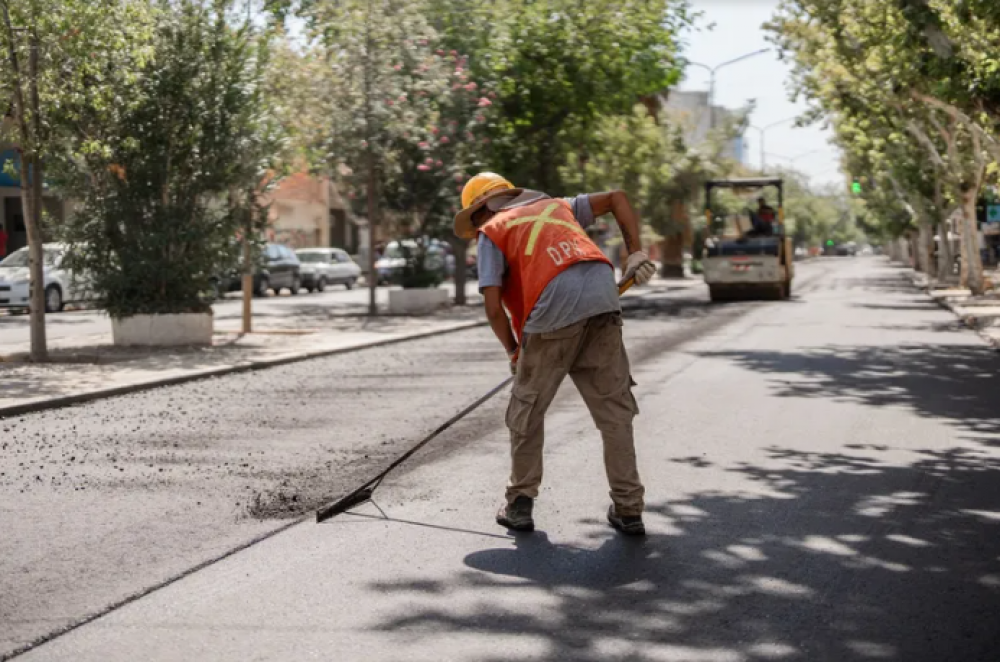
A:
<box><xmin>907</xmin><ymin>273</ymin><xmax>1000</xmax><ymax>352</ymax></box>
<box><xmin>0</xmin><ymin>319</ymin><xmax>488</xmax><ymax>419</ymax></box>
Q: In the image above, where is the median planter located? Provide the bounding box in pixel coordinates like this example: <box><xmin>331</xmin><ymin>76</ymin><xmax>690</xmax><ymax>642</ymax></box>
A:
<box><xmin>112</xmin><ymin>312</ymin><xmax>213</xmax><ymax>347</ymax></box>
<box><xmin>388</xmin><ymin>287</ymin><xmax>450</xmax><ymax>315</ymax></box>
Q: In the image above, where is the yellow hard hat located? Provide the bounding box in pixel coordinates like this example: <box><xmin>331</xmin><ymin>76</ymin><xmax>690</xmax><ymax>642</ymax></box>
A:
<box><xmin>454</xmin><ymin>172</ymin><xmax>518</xmax><ymax>240</ymax></box>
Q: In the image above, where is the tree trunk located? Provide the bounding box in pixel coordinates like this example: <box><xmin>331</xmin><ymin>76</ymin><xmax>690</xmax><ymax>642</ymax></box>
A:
<box><xmin>19</xmin><ymin>153</ymin><xmax>47</xmax><ymax>361</ymax></box>
<box><xmin>26</xmin><ymin>35</ymin><xmax>47</xmax><ymax>360</ymax></box>
<box><xmin>894</xmin><ymin>236</ymin><xmax>911</xmax><ymax>265</ymax></box>
<box><xmin>916</xmin><ymin>223</ymin><xmax>933</xmax><ymax>275</ymax></box>
<box><xmin>936</xmin><ymin>221</ymin><xmax>954</xmax><ymax>283</ymax></box>
<box><xmin>960</xmin><ymin>187</ymin><xmax>986</xmax><ymax>295</ymax></box>
<box><xmin>2</xmin><ymin>13</ymin><xmax>47</xmax><ymax>360</ymax></box>
<box><xmin>451</xmin><ymin>236</ymin><xmax>467</xmax><ymax>305</ymax></box>
<box><xmin>659</xmin><ymin>235</ymin><xmax>684</xmax><ymax>278</ymax></box>
<box><xmin>659</xmin><ymin>199</ymin><xmax>689</xmax><ymax>278</ymax></box>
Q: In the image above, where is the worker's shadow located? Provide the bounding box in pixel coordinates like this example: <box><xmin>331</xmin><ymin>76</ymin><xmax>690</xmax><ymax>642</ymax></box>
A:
<box><xmin>464</xmin><ymin>530</ymin><xmax>665</xmax><ymax>591</ymax></box>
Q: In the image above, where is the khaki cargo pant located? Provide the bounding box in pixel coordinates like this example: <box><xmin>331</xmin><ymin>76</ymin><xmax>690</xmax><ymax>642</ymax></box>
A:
<box><xmin>505</xmin><ymin>312</ymin><xmax>645</xmax><ymax>516</ymax></box>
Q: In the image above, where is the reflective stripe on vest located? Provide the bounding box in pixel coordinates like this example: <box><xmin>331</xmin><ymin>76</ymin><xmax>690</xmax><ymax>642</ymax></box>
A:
<box><xmin>480</xmin><ymin>197</ymin><xmax>611</xmax><ymax>339</ymax></box>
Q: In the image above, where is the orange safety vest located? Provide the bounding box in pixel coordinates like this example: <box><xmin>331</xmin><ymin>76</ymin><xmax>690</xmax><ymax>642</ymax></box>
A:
<box><xmin>480</xmin><ymin>197</ymin><xmax>612</xmax><ymax>340</ymax></box>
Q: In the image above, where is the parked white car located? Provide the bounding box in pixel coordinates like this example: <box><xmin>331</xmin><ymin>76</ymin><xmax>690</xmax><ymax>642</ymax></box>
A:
<box><xmin>0</xmin><ymin>243</ymin><xmax>91</xmax><ymax>312</ymax></box>
<box><xmin>294</xmin><ymin>247</ymin><xmax>361</xmax><ymax>292</ymax></box>
<box><xmin>375</xmin><ymin>239</ymin><xmax>448</xmax><ymax>286</ymax></box>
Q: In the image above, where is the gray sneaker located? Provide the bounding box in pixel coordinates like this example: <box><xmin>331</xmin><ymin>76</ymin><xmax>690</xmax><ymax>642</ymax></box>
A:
<box><xmin>497</xmin><ymin>496</ymin><xmax>534</xmax><ymax>532</ymax></box>
<box><xmin>607</xmin><ymin>505</ymin><xmax>645</xmax><ymax>536</ymax></box>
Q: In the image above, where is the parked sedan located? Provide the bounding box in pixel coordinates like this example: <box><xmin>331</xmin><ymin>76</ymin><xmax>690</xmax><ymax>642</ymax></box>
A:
<box><xmin>0</xmin><ymin>243</ymin><xmax>91</xmax><ymax>312</ymax></box>
<box><xmin>216</xmin><ymin>243</ymin><xmax>301</xmax><ymax>297</ymax></box>
<box><xmin>295</xmin><ymin>248</ymin><xmax>361</xmax><ymax>292</ymax></box>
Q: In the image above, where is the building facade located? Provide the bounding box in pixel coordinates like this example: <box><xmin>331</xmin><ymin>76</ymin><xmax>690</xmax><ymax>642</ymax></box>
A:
<box><xmin>651</xmin><ymin>89</ymin><xmax>747</xmax><ymax>163</ymax></box>
<box><xmin>0</xmin><ymin>148</ymin><xmax>70</xmax><ymax>257</ymax></box>
<box><xmin>260</xmin><ymin>172</ymin><xmax>367</xmax><ymax>260</ymax></box>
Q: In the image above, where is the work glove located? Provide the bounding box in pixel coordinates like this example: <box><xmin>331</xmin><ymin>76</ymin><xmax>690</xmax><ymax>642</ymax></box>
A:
<box><xmin>619</xmin><ymin>251</ymin><xmax>656</xmax><ymax>287</ymax></box>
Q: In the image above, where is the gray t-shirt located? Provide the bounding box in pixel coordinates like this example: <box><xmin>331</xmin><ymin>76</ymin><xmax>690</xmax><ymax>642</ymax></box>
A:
<box><xmin>477</xmin><ymin>191</ymin><xmax>620</xmax><ymax>334</ymax></box>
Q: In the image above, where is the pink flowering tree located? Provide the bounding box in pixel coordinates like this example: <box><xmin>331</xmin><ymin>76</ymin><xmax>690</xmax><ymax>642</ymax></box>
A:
<box><xmin>286</xmin><ymin>1</ymin><xmax>496</xmax><ymax>300</ymax></box>
<box><xmin>376</xmin><ymin>45</ymin><xmax>495</xmax><ymax>299</ymax></box>
<box><xmin>381</xmin><ymin>48</ymin><xmax>495</xmax><ymax>239</ymax></box>
<box><xmin>299</xmin><ymin>0</ymin><xmax>458</xmax><ymax>308</ymax></box>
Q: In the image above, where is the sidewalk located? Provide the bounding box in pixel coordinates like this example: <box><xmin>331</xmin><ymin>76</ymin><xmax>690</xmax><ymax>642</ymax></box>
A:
<box><xmin>911</xmin><ymin>272</ymin><xmax>1000</xmax><ymax>350</ymax></box>
<box><xmin>0</xmin><ymin>306</ymin><xmax>487</xmax><ymax>417</ymax></box>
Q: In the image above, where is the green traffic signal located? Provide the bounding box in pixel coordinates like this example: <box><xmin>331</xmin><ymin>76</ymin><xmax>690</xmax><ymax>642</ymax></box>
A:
<box><xmin>851</xmin><ymin>181</ymin><xmax>862</xmax><ymax>195</ymax></box>
<box><xmin>826</xmin><ymin>240</ymin><xmax>834</xmax><ymax>246</ymax></box>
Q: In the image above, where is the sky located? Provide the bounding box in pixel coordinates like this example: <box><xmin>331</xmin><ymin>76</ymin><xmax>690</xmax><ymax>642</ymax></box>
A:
<box><xmin>676</xmin><ymin>0</ymin><xmax>843</xmax><ymax>187</ymax></box>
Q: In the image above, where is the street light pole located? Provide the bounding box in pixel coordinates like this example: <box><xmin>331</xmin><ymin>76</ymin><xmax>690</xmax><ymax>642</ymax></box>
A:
<box><xmin>765</xmin><ymin>148</ymin><xmax>827</xmax><ymax>168</ymax></box>
<box><xmin>686</xmin><ymin>48</ymin><xmax>770</xmax><ymax>130</ymax></box>
<box><xmin>749</xmin><ymin>115</ymin><xmax>798</xmax><ymax>171</ymax></box>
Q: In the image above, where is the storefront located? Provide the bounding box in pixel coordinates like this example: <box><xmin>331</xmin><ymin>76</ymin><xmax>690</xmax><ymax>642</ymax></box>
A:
<box><xmin>1</xmin><ymin>149</ymin><xmax>27</xmax><ymax>257</ymax></box>
<box><xmin>0</xmin><ymin>148</ymin><xmax>68</xmax><ymax>258</ymax></box>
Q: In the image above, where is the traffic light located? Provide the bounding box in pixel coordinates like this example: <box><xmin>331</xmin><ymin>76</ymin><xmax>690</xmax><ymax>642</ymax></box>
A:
<box><xmin>851</xmin><ymin>180</ymin><xmax>862</xmax><ymax>195</ymax></box>
<box><xmin>826</xmin><ymin>240</ymin><xmax>834</xmax><ymax>246</ymax></box>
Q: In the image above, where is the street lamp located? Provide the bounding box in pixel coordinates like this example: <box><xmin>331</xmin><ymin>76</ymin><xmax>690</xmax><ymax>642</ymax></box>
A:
<box><xmin>748</xmin><ymin>115</ymin><xmax>798</xmax><ymax>170</ymax></box>
<box><xmin>686</xmin><ymin>48</ymin><xmax>771</xmax><ymax>129</ymax></box>
<box><xmin>765</xmin><ymin>148</ymin><xmax>828</xmax><ymax>168</ymax></box>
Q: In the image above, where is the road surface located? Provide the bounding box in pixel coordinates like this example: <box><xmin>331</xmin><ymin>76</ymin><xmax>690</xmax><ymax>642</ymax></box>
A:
<box><xmin>5</xmin><ymin>258</ymin><xmax>1000</xmax><ymax>661</ymax></box>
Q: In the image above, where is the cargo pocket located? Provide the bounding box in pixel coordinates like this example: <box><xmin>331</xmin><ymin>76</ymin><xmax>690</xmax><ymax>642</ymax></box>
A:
<box><xmin>627</xmin><ymin>376</ymin><xmax>639</xmax><ymax>415</ymax></box>
<box><xmin>506</xmin><ymin>390</ymin><xmax>539</xmax><ymax>435</ymax></box>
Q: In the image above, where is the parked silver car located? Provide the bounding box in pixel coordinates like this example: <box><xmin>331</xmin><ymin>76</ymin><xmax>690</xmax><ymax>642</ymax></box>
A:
<box><xmin>295</xmin><ymin>248</ymin><xmax>361</xmax><ymax>292</ymax></box>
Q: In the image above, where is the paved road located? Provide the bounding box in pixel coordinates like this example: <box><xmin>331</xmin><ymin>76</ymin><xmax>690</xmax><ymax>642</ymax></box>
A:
<box><xmin>1</xmin><ymin>269</ymin><xmax>712</xmax><ymax>657</ymax></box>
<box><xmin>0</xmin><ymin>282</ymin><xmax>481</xmax><ymax>349</ymax></box>
<box><xmin>9</xmin><ymin>258</ymin><xmax>1000</xmax><ymax>661</ymax></box>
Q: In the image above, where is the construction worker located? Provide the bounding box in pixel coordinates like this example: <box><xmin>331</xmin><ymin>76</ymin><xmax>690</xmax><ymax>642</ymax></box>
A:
<box><xmin>453</xmin><ymin>172</ymin><xmax>656</xmax><ymax>536</ymax></box>
<box><xmin>751</xmin><ymin>196</ymin><xmax>776</xmax><ymax>235</ymax></box>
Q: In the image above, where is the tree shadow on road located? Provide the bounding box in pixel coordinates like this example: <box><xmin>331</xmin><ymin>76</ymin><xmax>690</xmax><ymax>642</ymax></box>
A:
<box><xmin>701</xmin><ymin>343</ymin><xmax>1000</xmax><ymax>438</ymax></box>
<box><xmin>833</xmin><ymin>273</ymin><xmax>921</xmax><ymax>295</ymax></box>
<box><xmin>368</xmin><ymin>445</ymin><xmax>1000</xmax><ymax>661</ymax></box>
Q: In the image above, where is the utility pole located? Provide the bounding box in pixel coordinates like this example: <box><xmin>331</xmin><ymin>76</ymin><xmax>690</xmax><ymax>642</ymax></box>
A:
<box><xmin>686</xmin><ymin>49</ymin><xmax>770</xmax><ymax>130</ymax></box>
<box><xmin>749</xmin><ymin>116</ymin><xmax>798</xmax><ymax>171</ymax></box>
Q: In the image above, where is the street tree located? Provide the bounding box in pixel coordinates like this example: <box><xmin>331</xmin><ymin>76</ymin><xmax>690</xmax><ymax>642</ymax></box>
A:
<box><xmin>774</xmin><ymin>169</ymin><xmax>858</xmax><ymax>251</ymax></box>
<box><xmin>768</xmin><ymin>0</ymin><xmax>993</xmax><ymax>293</ymax></box>
<box><xmin>0</xmin><ymin>0</ymin><xmax>153</xmax><ymax>361</ymax></box>
<box><xmin>293</xmin><ymin>0</ymin><xmax>450</xmax><ymax>314</ymax></box>
<box><xmin>560</xmin><ymin>103</ymin><xmax>745</xmax><ymax>276</ymax></box>
<box><xmin>428</xmin><ymin>0</ymin><xmax>693</xmax><ymax>195</ymax></box>
<box><xmin>58</xmin><ymin>0</ymin><xmax>281</xmax><ymax>320</ymax></box>
<box><xmin>378</xmin><ymin>48</ymin><xmax>495</xmax><ymax>302</ymax></box>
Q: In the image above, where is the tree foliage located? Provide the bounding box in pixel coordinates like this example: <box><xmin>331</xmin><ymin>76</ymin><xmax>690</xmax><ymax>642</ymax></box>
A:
<box><xmin>427</xmin><ymin>0</ymin><xmax>693</xmax><ymax>195</ymax></box>
<box><xmin>768</xmin><ymin>0</ymin><xmax>999</xmax><ymax>292</ymax></box>
<box><xmin>60</xmin><ymin>0</ymin><xmax>280</xmax><ymax>318</ymax></box>
<box><xmin>0</xmin><ymin>0</ymin><xmax>154</xmax><ymax>358</ymax></box>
